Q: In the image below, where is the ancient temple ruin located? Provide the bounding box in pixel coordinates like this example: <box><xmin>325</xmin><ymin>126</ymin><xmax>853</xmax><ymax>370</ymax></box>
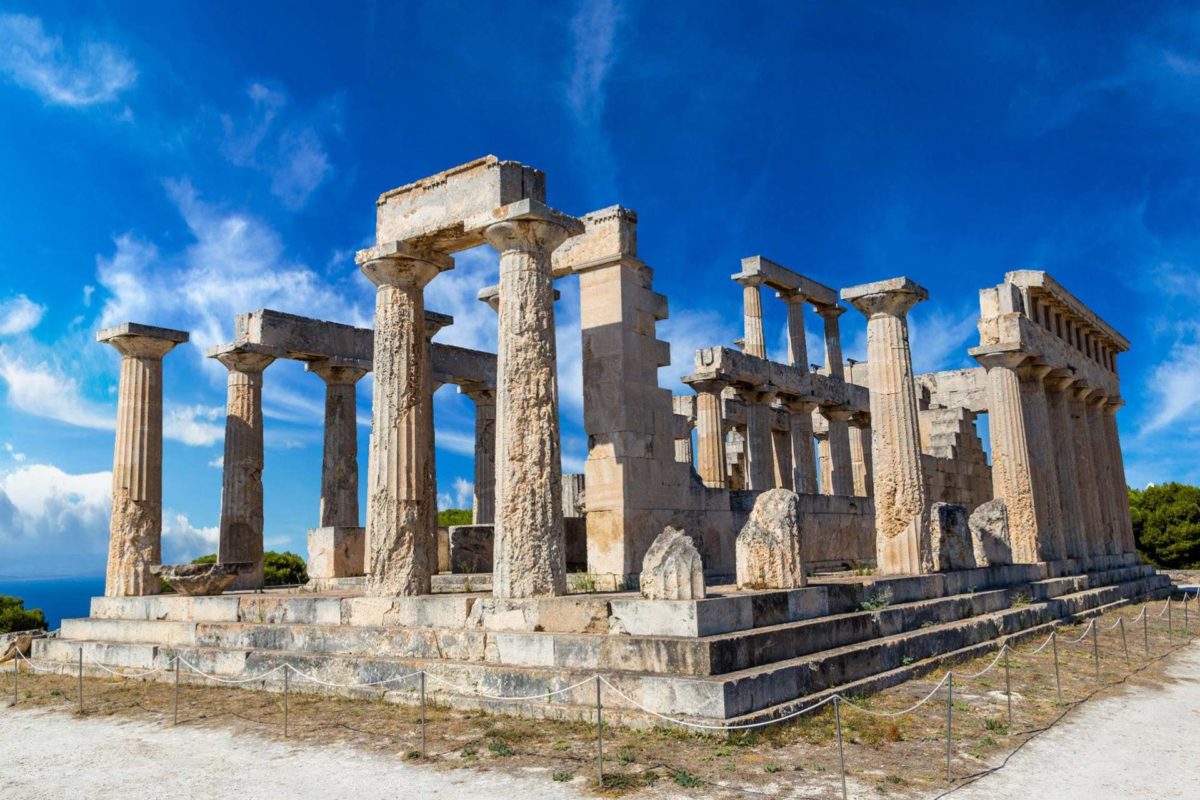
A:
<box><xmin>35</xmin><ymin>156</ymin><xmax>1168</xmax><ymax>726</ymax></box>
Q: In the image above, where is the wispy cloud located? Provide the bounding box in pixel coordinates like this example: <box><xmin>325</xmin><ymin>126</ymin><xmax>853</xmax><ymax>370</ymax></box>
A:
<box><xmin>564</xmin><ymin>0</ymin><xmax>624</xmax><ymax>200</ymax></box>
<box><xmin>0</xmin><ymin>14</ymin><xmax>136</xmax><ymax>107</ymax></box>
<box><xmin>0</xmin><ymin>294</ymin><xmax>45</xmax><ymax>336</ymax></box>
<box><xmin>0</xmin><ymin>345</ymin><xmax>113</xmax><ymax>431</ymax></box>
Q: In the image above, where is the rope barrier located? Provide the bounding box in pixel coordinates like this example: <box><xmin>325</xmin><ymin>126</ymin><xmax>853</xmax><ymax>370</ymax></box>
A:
<box><xmin>598</xmin><ymin>676</ymin><xmax>836</xmax><ymax>730</ymax></box>
<box><xmin>838</xmin><ymin>671</ymin><xmax>952</xmax><ymax>718</ymax></box>
<box><xmin>423</xmin><ymin>671</ymin><xmax>597</xmax><ymax>702</ymax></box>
<box><xmin>284</xmin><ymin>664</ymin><xmax>423</xmax><ymax>690</ymax></box>
<box><xmin>1061</xmin><ymin>619</ymin><xmax>1095</xmax><ymax>645</ymax></box>
<box><xmin>957</xmin><ymin>644</ymin><xmax>1010</xmax><ymax>680</ymax></box>
<box><xmin>83</xmin><ymin>652</ymin><xmax>169</xmax><ymax>679</ymax></box>
<box><xmin>1026</xmin><ymin>630</ymin><xmax>1058</xmax><ymax>655</ymax></box>
<box><xmin>174</xmin><ymin>656</ymin><xmax>288</xmax><ymax>685</ymax></box>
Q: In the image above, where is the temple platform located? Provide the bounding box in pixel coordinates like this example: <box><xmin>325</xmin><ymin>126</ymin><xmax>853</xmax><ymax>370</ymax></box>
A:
<box><xmin>32</xmin><ymin>553</ymin><xmax>1168</xmax><ymax>727</ymax></box>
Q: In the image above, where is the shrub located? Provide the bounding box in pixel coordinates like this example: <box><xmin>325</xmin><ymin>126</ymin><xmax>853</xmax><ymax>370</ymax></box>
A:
<box><xmin>1130</xmin><ymin>483</ymin><xmax>1200</xmax><ymax>568</ymax></box>
<box><xmin>437</xmin><ymin>508</ymin><xmax>473</xmax><ymax>527</ymax></box>
<box><xmin>0</xmin><ymin>595</ymin><xmax>48</xmax><ymax>634</ymax></box>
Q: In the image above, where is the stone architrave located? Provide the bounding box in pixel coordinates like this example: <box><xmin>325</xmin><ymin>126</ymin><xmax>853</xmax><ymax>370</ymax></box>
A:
<box><xmin>736</xmin><ymin>489</ymin><xmax>805</xmax><ymax>589</ymax></box>
<box><xmin>308</xmin><ymin>358</ymin><xmax>369</xmax><ymax>529</ymax></box>
<box><xmin>462</xmin><ymin>385</ymin><xmax>497</xmax><ymax>525</ymax></box>
<box><xmin>640</xmin><ymin>526</ymin><xmax>705</xmax><ymax>600</ymax></box>
<box><xmin>782</xmin><ymin>398</ymin><xmax>818</xmax><ymax>494</ymax></box>
<box><xmin>97</xmin><ymin>323</ymin><xmax>188</xmax><ymax>597</ymax></box>
<box><xmin>842</xmin><ymin>278</ymin><xmax>930</xmax><ymax>575</ymax></box>
<box><xmin>210</xmin><ymin>343</ymin><xmax>279</xmax><ymax>591</ymax></box>
<box><xmin>737</xmin><ymin>275</ymin><xmax>767</xmax><ymax>359</ymax></box>
<box><xmin>356</xmin><ymin>242</ymin><xmax>454</xmax><ymax>596</ymax></box>
<box><xmin>929</xmin><ymin>502</ymin><xmax>975</xmax><ymax>572</ymax></box>
<box><xmin>693</xmin><ymin>379</ymin><xmax>728</xmax><ymax>488</ymax></box>
<box><xmin>476</xmin><ymin>203</ymin><xmax>582</xmax><ymax>599</ymax></box>
<box><xmin>969</xmin><ymin>498</ymin><xmax>1012</xmax><ymax>567</ymax></box>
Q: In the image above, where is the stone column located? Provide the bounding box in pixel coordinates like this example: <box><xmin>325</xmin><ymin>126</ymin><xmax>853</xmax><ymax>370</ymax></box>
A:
<box><xmin>820</xmin><ymin>406</ymin><xmax>855</xmax><ymax>496</ymax></box>
<box><xmin>815</xmin><ymin>304</ymin><xmax>846</xmax><ymax>379</ymax></box>
<box><xmin>463</xmin><ymin>386</ymin><xmax>497</xmax><ymax>525</ymax></box>
<box><xmin>1102</xmin><ymin>398</ymin><xmax>1135</xmax><ymax>554</ymax></box>
<box><xmin>1068</xmin><ymin>384</ymin><xmax>1104</xmax><ymax>559</ymax></box>
<box><xmin>849</xmin><ymin>413</ymin><xmax>873</xmax><ymax>497</ymax></box>
<box><xmin>211</xmin><ymin>344</ymin><xmax>277</xmax><ymax>591</ymax></box>
<box><xmin>97</xmin><ymin>323</ymin><xmax>188</xmax><ymax>597</ymax></box>
<box><xmin>1017</xmin><ymin>363</ymin><xmax>1065</xmax><ymax>561</ymax></box>
<box><xmin>309</xmin><ymin>359</ymin><xmax>368</xmax><ymax>529</ymax></box>
<box><xmin>356</xmin><ymin>242</ymin><xmax>453</xmax><ymax>596</ymax></box>
<box><xmin>815</xmin><ymin>425</ymin><xmax>832</xmax><ymax>494</ymax></box>
<box><xmin>772</xmin><ymin>422</ymin><xmax>794</xmax><ymax>489</ymax></box>
<box><xmin>481</xmin><ymin>211</ymin><xmax>579</xmax><ymax>599</ymax></box>
<box><xmin>782</xmin><ymin>398</ymin><xmax>818</xmax><ymax>493</ymax></box>
<box><xmin>1087</xmin><ymin>395</ymin><xmax>1119</xmax><ymax>556</ymax></box>
<box><xmin>735</xmin><ymin>386</ymin><xmax>776</xmax><ymax>490</ymax></box>
<box><xmin>781</xmin><ymin>290</ymin><xmax>809</xmax><ymax>369</ymax></box>
<box><xmin>692</xmin><ymin>379</ymin><xmax>728</xmax><ymax>489</ymax></box>
<box><xmin>738</xmin><ymin>275</ymin><xmax>767</xmax><ymax>359</ymax></box>
<box><xmin>1044</xmin><ymin>375</ymin><xmax>1085</xmax><ymax>559</ymax></box>
<box><xmin>843</xmin><ymin>278</ymin><xmax>929</xmax><ymax>575</ymax></box>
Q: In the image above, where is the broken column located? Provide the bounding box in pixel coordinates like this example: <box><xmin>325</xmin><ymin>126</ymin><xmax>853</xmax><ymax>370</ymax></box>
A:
<box><xmin>640</xmin><ymin>526</ymin><xmax>705</xmax><ymax>600</ymax></box>
<box><xmin>476</xmin><ymin>202</ymin><xmax>582</xmax><ymax>598</ymax></box>
<box><xmin>356</xmin><ymin>242</ymin><xmax>453</xmax><ymax>596</ymax></box>
<box><xmin>843</xmin><ymin>278</ymin><xmax>929</xmax><ymax>575</ymax></box>
<box><xmin>97</xmin><ymin>323</ymin><xmax>188</xmax><ymax>597</ymax></box>
<box><xmin>692</xmin><ymin>379</ymin><xmax>728</xmax><ymax>488</ymax></box>
<box><xmin>209</xmin><ymin>343</ymin><xmax>278</xmax><ymax>591</ymax></box>
<box><xmin>462</xmin><ymin>385</ymin><xmax>497</xmax><ymax>525</ymax></box>
<box><xmin>738</xmin><ymin>274</ymin><xmax>767</xmax><ymax>359</ymax></box>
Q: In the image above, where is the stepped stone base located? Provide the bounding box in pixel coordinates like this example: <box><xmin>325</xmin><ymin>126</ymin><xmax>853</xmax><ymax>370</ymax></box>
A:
<box><xmin>33</xmin><ymin>553</ymin><xmax>1169</xmax><ymax>727</ymax></box>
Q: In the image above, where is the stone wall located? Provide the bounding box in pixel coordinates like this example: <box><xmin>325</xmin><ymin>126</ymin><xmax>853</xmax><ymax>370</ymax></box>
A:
<box><xmin>919</xmin><ymin>406</ymin><xmax>992</xmax><ymax>513</ymax></box>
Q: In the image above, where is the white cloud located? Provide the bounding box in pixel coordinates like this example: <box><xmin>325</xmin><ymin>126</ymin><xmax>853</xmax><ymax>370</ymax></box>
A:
<box><xmin>0</xmin><ymin>463</ymin><xmax>111</xmax><ymax>576</ymax></box>
<box><xmin>908</xmin><ymin>305</ymin><xmax>979</xmax><ymax>374</ymax></box>
<box><xmin>4</xmin><ymin>442</ymin><xmax>25</xmax><ymax>463</ymax></box>
<box><xmin>271</xmin><ymin>126</ymin><xmax>332</xmax><ymax>210</ymax></box>
<box><xmin>1140</xmin><ymin>338</ymin><xmax>1200</xmax><ymax>435</ymax></box>
<box><xmin>0</xmin><ymin>14</ymin><xmax>136</xmax><ymax>107</ymax></box>
<box><xmin>564</xmin><ymin>0</ymin><xmax>623</xmax><ymax>199</ymax></box>
<box><xmin>207</xmin><ymin>455</ymin><xmax>223</xmax><ymax>469</ymax></box>
<box><xmin>162</xmin><ymin>511</ymin><xmax>219</xmax><ymax>563</ymax></box>
<box><xmin>164</xmin><ymin>405</ymin><xmax>224</xmax><ymax>447</ymax></box>
<box><xmin>0</xmin><ymin>294</ymin><xmax>45</xmax><ymax>335</ymax></box>
<box><xmin>0</xmin><ymin>345</ymin><xmax>113</xmax><ymax>431</ymax></box>
<box><xmin>657</xmin><ymin>306</ymin><xmax>738</xmax><ymax>390</ymax></box>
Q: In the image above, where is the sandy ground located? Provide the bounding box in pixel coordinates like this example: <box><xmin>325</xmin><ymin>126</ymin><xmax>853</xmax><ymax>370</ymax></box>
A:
<box><xmin>947</xmin><ymin>642</ymin><xmax>1200</xmax><ymax>799</ymax></box>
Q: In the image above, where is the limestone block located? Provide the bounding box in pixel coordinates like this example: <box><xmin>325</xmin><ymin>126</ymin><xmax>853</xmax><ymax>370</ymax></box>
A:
<box><xmin>639</xmin><ymin>526</ymin><xmax>705</xmax><ymax>600</ymax></box>
<box><xmin>306</xmin><ymin>527</ymin><xmax>365</xmax><ymax>579</ymax></box>
<box><xmin>151</xmin><ymin>563</ymin><xmax>247</xmax><ymax>596</ymax></box>
<box><xmin>736</xmin><ymin>489</ymin><xmax>806</xmax><ymax>589</ymax></box>
<box><xmin>970</xmin><ymin>498</ymin><xmax>1013</xmax><ymax>567</ymax></box>
<box><xmin>449</xmin><ymin>525</ymin><xmax>494</xmax><ymax>573</ymax></box>
<box><xmin>929</xmin><ymin>503</ymin><xmax>975</xmax><ymax>572</ymax></box>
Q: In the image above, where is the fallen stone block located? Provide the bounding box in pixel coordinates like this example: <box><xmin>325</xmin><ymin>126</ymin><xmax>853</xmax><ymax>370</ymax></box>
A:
<box><xmin>640</xmin><ymin>526</ymin><xmax>705</xmax><ymax>600</ymax></box>
<box><xmin>970</xmin><ymin>498</ymin><xmax>1012</xmax><ymax>566</ymax></box>
<box><xmin>929</xmin><ymin>502</ymin><xmax>975</xmax><ymax>572</ymax></box>
<box><xmin>736</xmin><ymin>489</ymin><xmax>805</xmax><ymax>590</ymax></box>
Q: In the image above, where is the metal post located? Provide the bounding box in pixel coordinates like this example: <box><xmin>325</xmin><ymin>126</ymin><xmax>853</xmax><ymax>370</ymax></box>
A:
<box><xmin>13</xmin><ymin>655</ymin><xmax>18</xmax><ymax>705</ymax></box>
<box><xmin>1144</xmin><ymin>607</ymin><xmax>1150</xmax><ymax>656</ymax></box>
<box><xmin>283</xmin><ymin>665</ymin><xmax>290</xmax><ymax>738</ymax></box>
<box><xmin>1051</xmin><ymin>630</ymin><xmax>1062</xmax><ymax>705</ymax></box>
<box><xmin>1186</xmin><ymin>596</ymin><xmax>1190</xmax><ymax>635</ymax></box>
<box><xmin>174</xmin><ymin>656</ymin><xmax>180</xmax><ymax>725</ymax></box>
<box><xmin>420</xmin><ymin>671</ymin><xmax>427</xmax><ymax>758</ymax></box>
<box><xmin>945</xmin><ymin>672</ymin><xmax>954</xmax><ymax>785</ymax></box>
<box><xmin>1003</xmin><ymin>646</ymin><xmax>1012</xmax><ymax>728</ymax></box>
<box><xmin>78</xmin><ymin>647</ymin><xmax>84</xmax><ymax>714</ymax></box>
<box><xmin>1119</xmin><ymin>617</ymin><xmax>1129</xmax><ymax>665</ymax></box>
<box><xmin>1091</xmin><ymin>620</ymin><xmax>1100</xmax><ymax>686</ymax></box>
<box><xmin>834</xmin><ymin>696</ymin><xmax>848</xmax><ymax>800</ymax></box>
<box><xmin>595</xmin><ymin>676</ymin><xmax>604</xmax><ymax>786</ymax></box>
<box><xmin>1168</xmin><ymin>598</ymin><xmax>1173</xmax><ymax>642</ymax></box>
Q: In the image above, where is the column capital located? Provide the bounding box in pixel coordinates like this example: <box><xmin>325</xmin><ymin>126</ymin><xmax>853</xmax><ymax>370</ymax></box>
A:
<box><xmin>813</xmin><ymin>302</ymin><xmax>847</xmax><ymax>320</ymax></box>
<box><xmin>685</xmin><ymin>376</ymin><xmax>728</xmax><ymax>396</ymax></box>
<box><xmin>472</xmin><ymin>199</ymin><xmax>584</xmax><ymax>255</ymax></box>
<box><xmin>842</xmin><ymin>277</ymin><xmax>928</xmax><ymax>319</ymax></box>
<box><xmin>357</xmin><ymin>241</ymin><xmax>454</xmax><ymax>289</ymax></box>
<box><xmin>207</xmin><ymin>343</ymin><xmax>281</xmax><ymax>374</ymax></box>
<box><xmin>849</xmin><ymin>411</ymin><xmax>871</xmax><ymax>428</ymax></box>
<box><xmin>307</xmin><ymin>357</ymin><xmax>370</xmax><ymax>385</ymax></box>
<box><xmin>97</xmin><ymin>322</ymin><xmax>188</xmax><ymax>359</ymax></box>
<box><xmin>819</xmin><ymin>404</ymin><xmax>857</xmax><ymax>422</ymax></box>
<box><xmin>477</xmin><ymin>284</ymin><xmax>500</xmax><ymax>313</ymax></box>
<box><xmin>1016</xmin><ymin>362</ymin><xmax>1054</xmax><ymax>382</ymax></box>
<box><xmin>733</xmin><ymin>383</ymin><xmax>776</xmax><ymax>405</ymax></box>
<box><xmin>1102</xmin><ymin>395</ymin><xmax>1125</xmax><ymax>411</ymax></box>
<box><xmin>733</xmin><ymin>273</ymin><xmax>766</xmax><ymax>289</ymax></box>
<box><xmin>970</xmin><ymin>347</ymin><xmax>1028</xmax><ymax>371</ymax></box>
<box><xmin>777</xmin><ymin>288</ymin><xmax>808</xmax><ymax>305</ymax></box>
<box><xmin>779</xmin><ymin>395</ymin><xmax>819</xmax><ymax>414</ymax></box>
<box><xmin>459</xmin><ymin>383</ymin><xmax>497</xmax><ymax>405</ymax></box>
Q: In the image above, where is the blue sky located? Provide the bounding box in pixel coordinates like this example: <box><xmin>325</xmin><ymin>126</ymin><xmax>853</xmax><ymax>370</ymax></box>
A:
<box><xmin>1</xmin><ymin>2</ymin><xmax>1198</xmax><ymax>577</ymax></box>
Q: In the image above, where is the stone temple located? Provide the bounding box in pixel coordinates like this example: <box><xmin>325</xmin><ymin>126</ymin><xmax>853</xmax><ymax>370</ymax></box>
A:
<box><xmin>35</xmin><ymin>156</ymin><xmax>1168</xmax><ymax>725</ymax></box>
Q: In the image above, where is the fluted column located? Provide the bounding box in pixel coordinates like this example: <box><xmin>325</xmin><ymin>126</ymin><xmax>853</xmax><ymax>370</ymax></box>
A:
<box><xmin>309</xmin><ymin>359</ymin><xmax>368</xmax><ymax>529</ymax></box>
<box><xmin>1045</xmin><ymin>375</ymin><xmax>1085</xmax><ymax>559</ymax></box>
<box><xmin>693</xmin><ymin>380</ymin><xmax>728</xmax><ymax>488</ymax></box>
<box><xmin>849</xmin><ymin>413</ymin><xmax>873</xmax><ymax>497</ymax></box>
<box><xmin>356</xmin><ymin>242</ymin><xmax>453</xmax><ymax>596</ymax></box>
<box><xmin>212</xmin><ymin>344</ymin><xmax>277</xmax><ymax>590</ymax></box>
<box><xmin>482</xmin><ymin>212</ymin><xmax>578</xmax><ymax>599</ymax></box>
<box><xmin>820</xmin><ymin>406</ymin><xmax>855</xmax><ymax>496</ymax></box>
<box><xmin>1102</xmin><ymin>398</ymin><xmax>1135</xmax><ymax>553</ymax></box>
<box><xmin>1068</xmin><ymin>384</ymin><xmax>1104</xmax><ymax>559</ymax></box>
<box><xmin>1087</xmin><ymin>395</ymin><xmax>1119</xmax><ymax>556</ymax></box>
<box><xmin>98</xmin><ymin>323</ymin><xmax>188</xmax><ymax>597</ymax></box>
<box><xmin>463</xmin><ymin>386</ymin><xmax>496</xmax><ymax>525</ymax></box>
<box><xmin>1017</xmin><ymin>363</ymin><xmax>1065</xmax><ymax>560</ymax></box>
<box><xmin>735</xmin><ymin>386</ymin><xmax>776</xmax><ymax>490</ymax></box>
<box><xmin>782</xmin><ymin>398</ymin><xmax>818</xmax><ymax>493</ymax></box>
<box><xmin>738</xmin><ymin>275</ymin><xmax>767</xmax><ymax>359</ymax></box>
<box><xmin>781</xmin><ymin>290</ymin><xmax>809</xmax><ymax>369</ymax></box>
<box><xmin>815</xmin><ymin>304</ymin><xmax>846</xmax><ymax>379</ymax></box>
<box><xmin>844</xmin><ymin>278</ymin><xmax>928</xmax><ymax>575</ymax></box>
<box><xmin>772</xmin><ymin>422</ymin><xmax>794</xmax><ymax>489</ymax></box>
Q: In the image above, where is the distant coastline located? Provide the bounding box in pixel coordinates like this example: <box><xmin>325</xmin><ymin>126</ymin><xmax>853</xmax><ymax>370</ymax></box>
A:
<box><xmin>0</xmin><ymin>576</ymin><xmax>105</xmax><ymax>630</ymax></box>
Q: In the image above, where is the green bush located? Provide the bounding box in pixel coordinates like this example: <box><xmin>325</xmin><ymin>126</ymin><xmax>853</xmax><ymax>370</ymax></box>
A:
<box><xmin>437</xmin><ymin>508</ymin><xmax>472</xmax><ymax>527</ymax></box>
<box><xmin>1130</xmin><ymin>483</ymin><xmax>1200</xmax><ymax>568</ymax></box>
<box><xmin>0</xmin><ymin>595</ymin><xmax>48</xmax><ymax>634</ymax></box>
<box><xmin>190</xmin><ymin>551</ymin><xmax>308</xmax><ymax>586</ymax></box>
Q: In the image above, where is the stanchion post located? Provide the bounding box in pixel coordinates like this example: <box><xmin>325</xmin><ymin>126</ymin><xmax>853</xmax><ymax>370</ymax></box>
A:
<box><xmin>174</xmin><ymin>656</ymin><xmax>180</xmax><ymax>726</ymax></box>
<box><xmin>1144</xmin><ymin>607</ymin><xmax>1150</xmax><ymax>656</ymax></box>
<box><xmin>1091</xmin><ymin>620</ymin><xmax>1100</xmax><ymax>686</ymax></box>
<box><xmin>420</xmin><ymin>671</ymin><xmax>427</xmax><ymax>758</ymax></box>
<box><xmin>1168</xmin><ymin>598</ymin><xmax>1173</xmax><ymax>642</ymax></box>
<box><xmin>283</xmin><ymin>665</ymin><xmax>290</xmax><ymax>738</ymax></box>
<box><xmin>1119</xmin><ymin>617</ymin><xmax>1129</xmax><ymax>665</ymax></box>
<box><xmin>78</xmin><ymin>647</ymin><xmax>83</xmax><ymax>714</ymax></box>
<box><xmin>1003</xmin><ymin>646</ymin><xmax>1012</xmax><ymax>728</ymax></box>
<box><xmin>13</xmin><ymin>654</ymin><xmax>18</xmax><ymax>705</ymax></box>
<box><xmin>945</xmin><ymin>672</ymin><xmax>953</xmax><ymax>785</ymax></box>
<box><xmin>834</xmin><ymin>696</ymin><xmax>848</xmax><ymax>800</ymax></box>
<box><xmin>1185</xmin><ymin>596</ymin><xmax>1190</xmax><ymax>634</ymax></box>
<box><xmin>595</xmin><ymin>676</ymin><xmax>604</xmax><ymax>786</ymax></box>
<box><xmin>1051</xmin><ymin>630</ymin><xmax>1062</xmax><ymax>705</ymax></box>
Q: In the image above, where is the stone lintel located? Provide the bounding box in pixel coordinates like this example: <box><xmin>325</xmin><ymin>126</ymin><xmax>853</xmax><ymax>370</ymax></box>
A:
<box><xmin>205</xmin><ymin>341</ymin><xmax>286</xmax><ymax>361</ymax></box>
<box><xmin>97</xmin><ymin>322</ymin><xmax>189</xmax><ymax>345</ymax></box>
<box><xmin>735</xmin><ymin>256</ymin><xmax>838</xmax><ymax>306</ymax></box>
<box><xmin>464</xmin><ymin>197</ymin><xmax>584</xmax><ymax>239</ymax></box>
<box><xmin>690</xmin><ymin>346</ymin><xmax>868</xmax><ymax>413</ymax></box>
<box><xmin>551</xmin><ymin>205</ymin><xmax>640</xmax><ymax>277</ymax></box>
<box><xmin>1005</xmin><ymin>269</ymin><xmax>1129</xmax><ymax>351</ymax></box>
<box><xmin>432</xmin><ymin>343</ymin><xmax>497</xmax><ymax>389</ymax></box>
<box><xmin>973</xmin><ymin>315</ymin><xmax>1119</xmax><ymax>398</ymax></box>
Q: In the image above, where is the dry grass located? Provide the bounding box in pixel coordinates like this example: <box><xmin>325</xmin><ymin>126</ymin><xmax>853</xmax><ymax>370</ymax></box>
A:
<box><xmin>2</xmin><ymin>597</ymin><xmax>1194</xmax><ymax>799</ymax></box>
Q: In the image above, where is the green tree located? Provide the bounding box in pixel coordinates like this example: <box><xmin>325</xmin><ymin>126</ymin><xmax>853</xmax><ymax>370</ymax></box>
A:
<box><xmin>190</xmin><ymin>551</ymin><xmax>309</xmax><ymax>586</ymax></box>
<box><xmin>0</xmin><ymin>595</ymin><xmax>48</xmax><ymax>634</ymax></box>
<box><xmin>1129</xmin><ymin>482</ymin><xmax>1200</xmax><ymax>568</ymax></box>
<box><xmin>437</xmin><ymin>508</ymin><xmax>473</xmax><ymax>527</ymax></box>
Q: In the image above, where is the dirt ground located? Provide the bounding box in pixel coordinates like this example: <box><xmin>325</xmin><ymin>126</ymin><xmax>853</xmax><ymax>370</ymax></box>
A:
<box><xmin>1</xmin><ymin>597</ymin><xmax>1195</xmax><ymax>799</ymax></box>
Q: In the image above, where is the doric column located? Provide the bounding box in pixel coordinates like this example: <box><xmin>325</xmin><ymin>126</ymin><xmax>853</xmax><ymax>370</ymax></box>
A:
<box><xmin>815</xmin><ymin>428</ymin><xmax>832</xmax><ymax>494</ymax></box>
<box><xmin>356</xmin><ymin>242</ymin><xmax>453</xmax><ymax>596</ymax></box>
<box><xmin>782</xmin><ymin>398</ymin><xmax>818</xmax><ymax>493</ymax></box>
<box><xmin>692</xmin><ymin>379</ymin><xmax>728</xmax><ymax>488</ymax></box>
<box><xmin>848</xmin><ymin>413</ymin><xmax>873</xmax><ymax>497</ymax></box>
<box><xmin>735</xmin><ymin>386</ymin><xmax>776</xmax><ymax>490</ymax></box>
<box><xmin>820</xmin><ymin>406</ymin><xmax>855</xmax><ymax>496</ymax></box>
<box><xmin>1044</xmin><ymin>374</ymin><xmax>1085</xmax><ymax>559</ymax></box>
<box><xmin>211</xmin><ymin>343</ymin><xmax>277</xmax><ymax>591</ymax></box>
<box><xmin>843</xmin><ymin>278</ymin><xmax>928</xmax><ymax>575</ymax></box>
<box><xmin>1102</xmin><ymin>398</ymin><xmax>1135</xmax><ymax>553</ymax></box>
<box><xmin>738</xmin><ymin>275</ymin><xmax>767</xmax><ymax>359</ymax></box>
<box><xmin>97</xmin><ymin>323</ymin><xmax>188</xmax><ymax>597</ymax></box>
<box><xmin>1087</xmin><ymin>394</ymin><xmax>1119</xmax><ymax>556</ymax></box>
<box><xmin>772</xmin><ymin>421</ymin><xmax>794</xmax><ymax>489</ymax></box>
<box><xmin>481</xmin><ymin>210</ymin><xmax>579</xmax><ymax>599</ymax></box>
<box><xmin>1068</xmin><ymin>384</ymin><xmax>1104</xmax><ymax>559</ymax></box>
<box><xmin>308</xmin><ymin>359</ymin><xmax>369</xmax><ymax>529</ymax></box>
<box><xmin>815</xmin><ymin>304</ymin><xmax>846</xmax><ymax>379</ymax></box>
<box><xmin>462</xmin><ymin>385</ymin><xmax>497</xmax><ymax>525</ymax></box>
<box><xmin>1017</xmin><ymin>363</ymin><xmax>1065</xmax><ymax>560</ymax></box>
<box><xmin>780</xmin><ymin>290</ymin><xmax>809</xmax><ymax>369</ymax></box>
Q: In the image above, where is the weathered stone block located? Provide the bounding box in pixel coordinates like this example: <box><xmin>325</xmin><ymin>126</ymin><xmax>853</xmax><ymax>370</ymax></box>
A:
<box><xmin>736</xmin><ymin>489</ymin><xmax>805</xmax><ymax>589</ymax></box>
<box><xmin>970</xmin><ymin>498</ymin><xmax>1012</xmax><ymax>566</ymax></box>
<box><xmin>928</xmin><ymin>503</ymin><xmax>975</xmax><ymax>572</ymax></box>
<box><xmin>306</xmin><ymin>527</ymin><xmax>365</xmax><ymax>579</ymax></box>
<box><xmin>449</xmin><ymin>525</ymin><xmax>494</xmax><ymax>573</ymax></box>
<box><xmin>640</xmin><ymin>526</ymin><xmax>705</xmax><ymax>600</ymax></box>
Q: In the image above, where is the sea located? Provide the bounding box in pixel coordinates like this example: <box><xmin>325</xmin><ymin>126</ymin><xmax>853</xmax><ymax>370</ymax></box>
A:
<box><xmin>0</xmin><ymin>576</ymin><xmax>106</xmax><ymax>630</ymax></box>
